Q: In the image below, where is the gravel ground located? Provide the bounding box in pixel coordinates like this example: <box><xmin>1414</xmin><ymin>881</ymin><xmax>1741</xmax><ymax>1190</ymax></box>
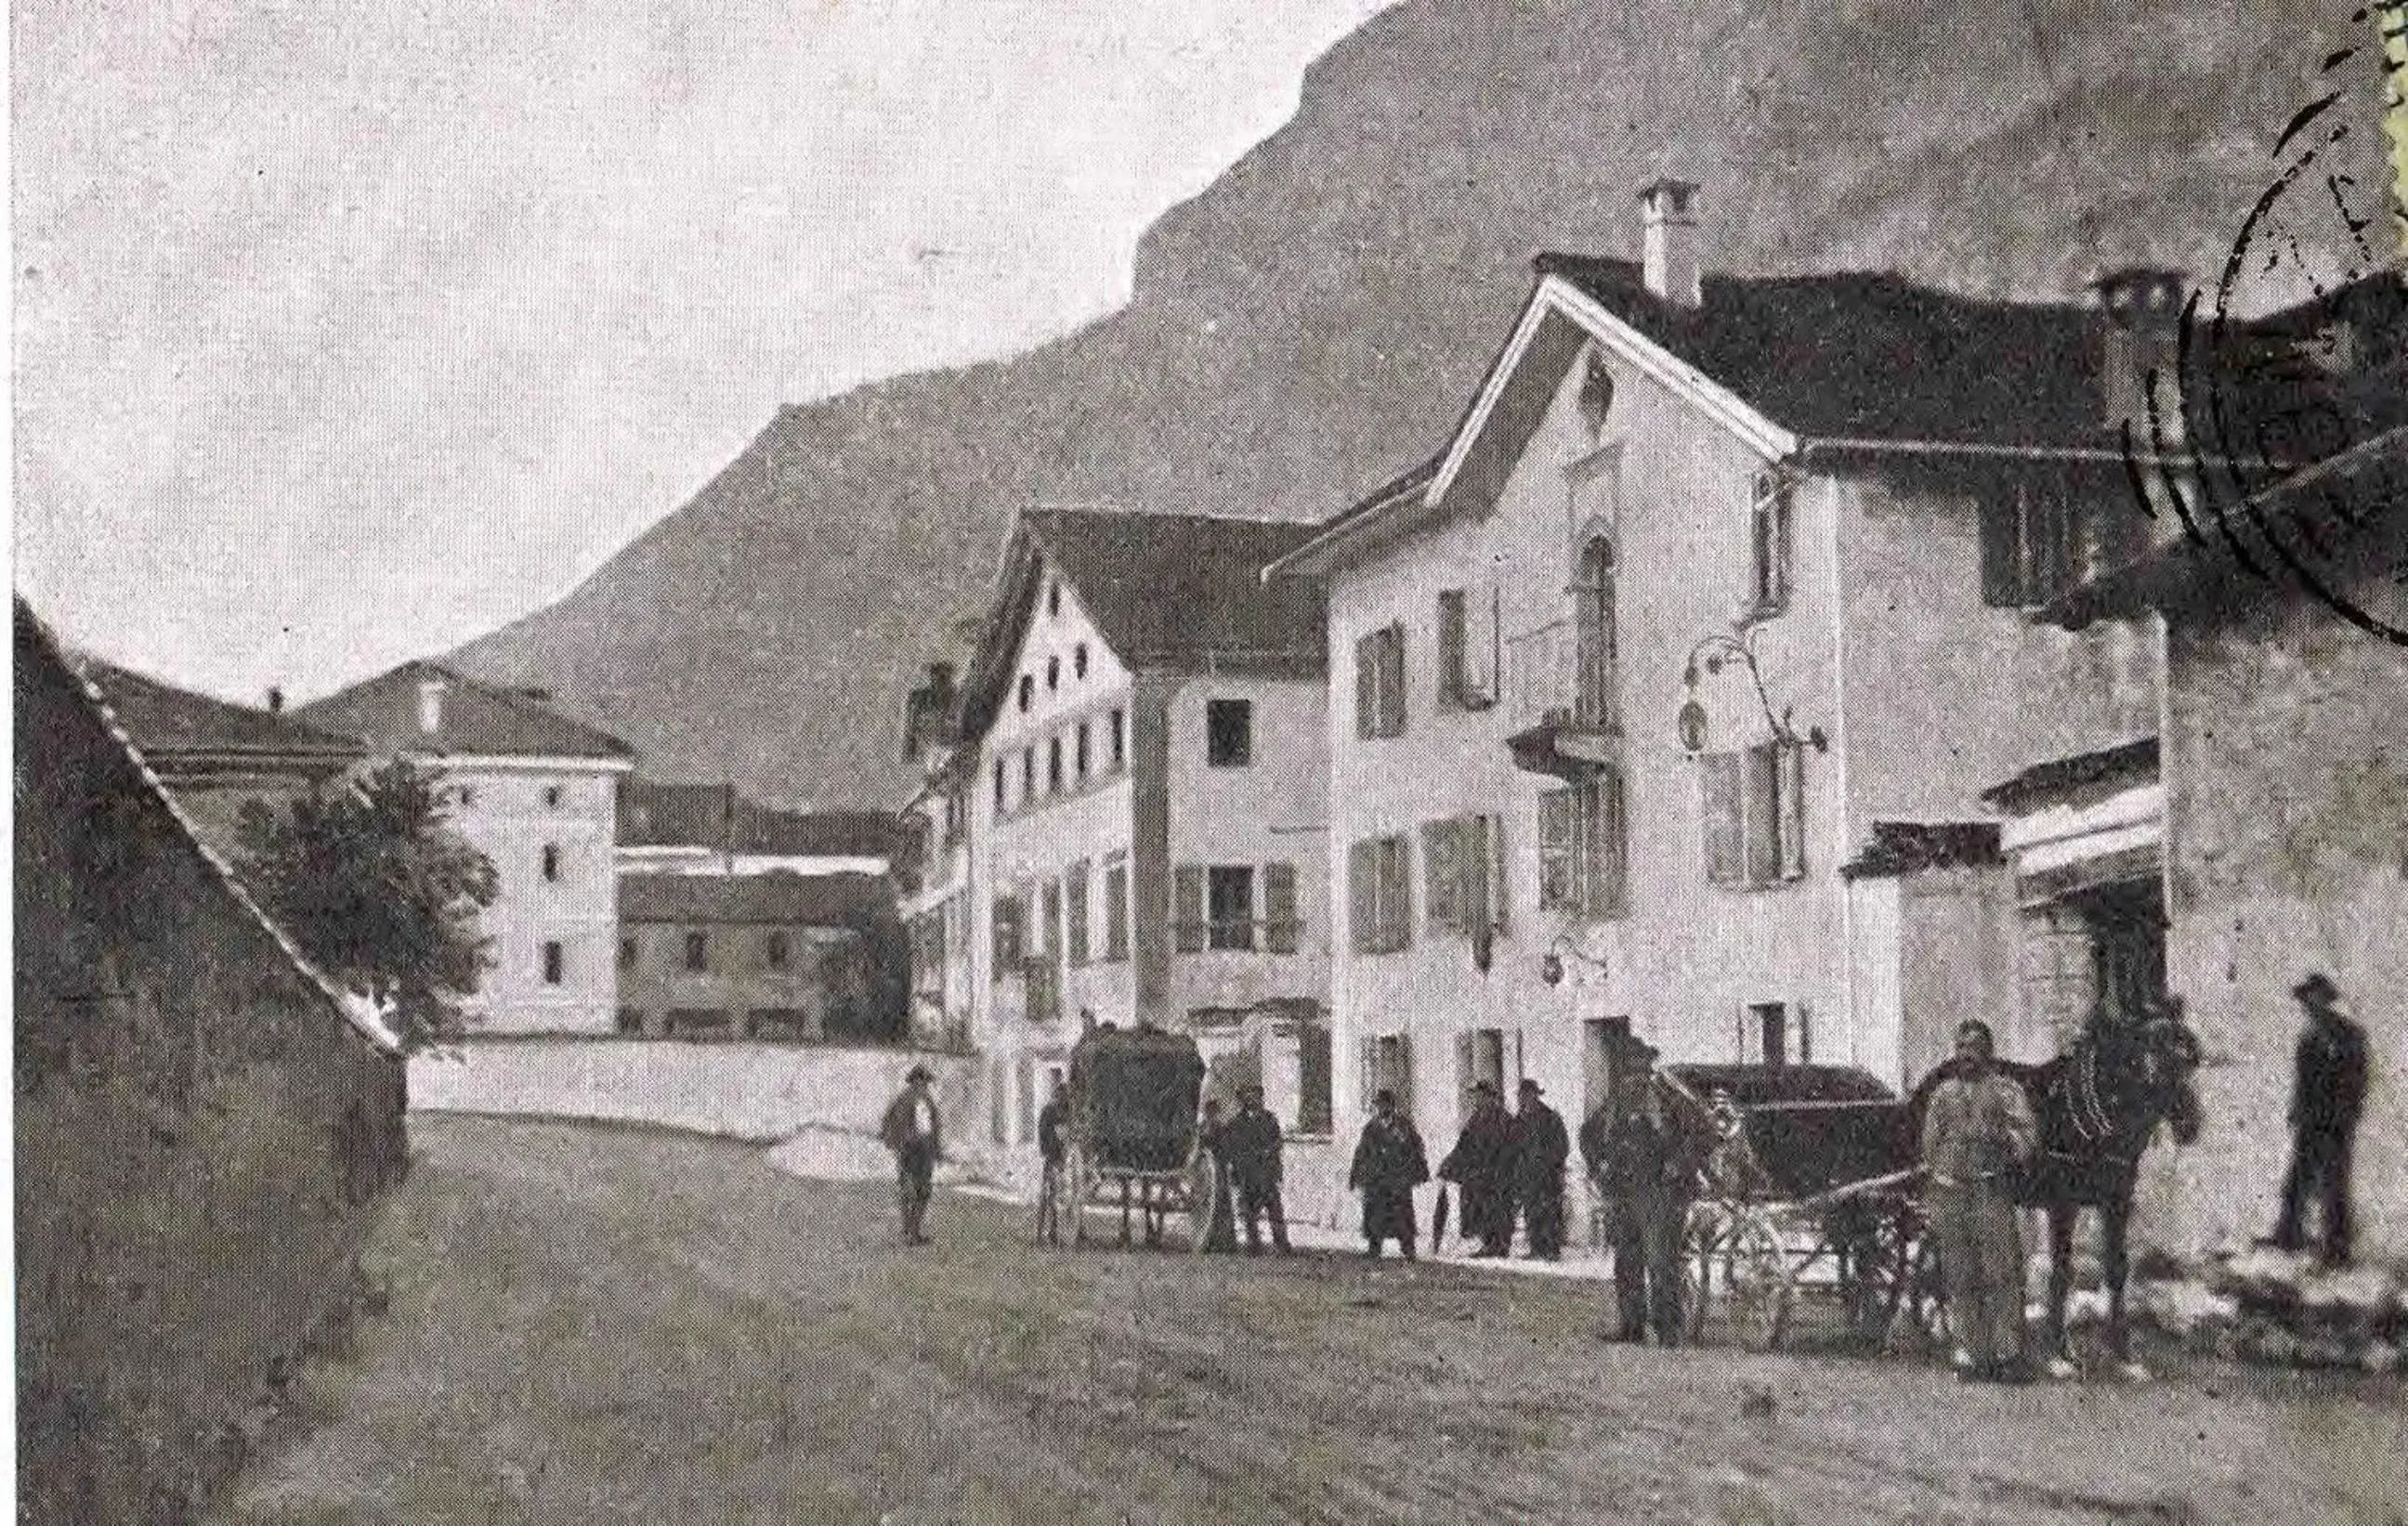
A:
<box><xmin>214</xmin><ymin>1116</ymin><xmax>2407</xmax><ymax>1526</ymax></box>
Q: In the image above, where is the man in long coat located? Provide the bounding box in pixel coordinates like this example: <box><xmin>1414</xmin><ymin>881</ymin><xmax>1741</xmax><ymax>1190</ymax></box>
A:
<box><xmin>879</xmin><ymin>1063</ymin><xmax>943</xmax><ymax>1246</ymax></box>
<box><xmin>1349</xmin><ymin>1088</ymin><xmax>1430</xmax><ymax>1260</ymax></box>
<box><xmin>1921</xmin><ymin>1018</ymin><xmax>2039</xmax><ymax>1381</ymax></box>
<box><xmin>1221</xmin><ymin>1083</ymin><xmax>1292</xmax><ymax>1255</ymax></box>
<box><xmin>1512</xmin><ymin>1077</ymin><xmax>1572</xmax><ymax>1260</ymax></box>
<box><xmin>1581</xmin><ymin>1047</ymin><xmax>1686</xmax><ymax>1343</ymax></box>
<box><xmin>2271</xmin><ymin>972</ymin><xmax>2371</xmax><ymax>1266</ymax></box>
<box><xmin>1440</xmin><ymin>1080</ymin><xmax>1518</xmax><ymax>1257</ymax></box>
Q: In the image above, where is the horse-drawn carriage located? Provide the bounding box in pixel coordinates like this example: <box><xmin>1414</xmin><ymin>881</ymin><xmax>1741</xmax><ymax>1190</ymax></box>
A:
<box><xmin>1661</xmin><ymin>1063</ymin><xmax>1944</xmax><ymax>1352</ymax></box>
<box><xmin>1037</xmin><ymin>1024</ymin><xmax>1223</xmax><ymax>1252</ymax></box>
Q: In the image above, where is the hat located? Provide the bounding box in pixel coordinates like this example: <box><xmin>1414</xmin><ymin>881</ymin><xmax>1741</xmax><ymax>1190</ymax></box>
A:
<box><xmin>1373</xmin><ymin>1088</ymin><xmax>1398</xmax><ymax>1108</ymax></box>
<box><xmin>2294</xmin><ymin>972</ymin><xmax>2341</xmax><ymax>1007</ymax></box>
<box><xmin>1954</xmin><ymin>1018</ymin><xmax>1995</xmax><ymax>1046</ymax></box>
<box><xmin>1472</xmin><ymin>1079</ymin><xmax>1498</xmax><ymax>1097</ymax></box>
<box><xmin>905</xmin><ymin>1063</ymin><xmax>934</xmax><ymax>1084</ymax></box>
<box><xmin>1517</xmin><ymin>1077</ymin><xmax>1543</xmax><ymax>1095</ymax></box>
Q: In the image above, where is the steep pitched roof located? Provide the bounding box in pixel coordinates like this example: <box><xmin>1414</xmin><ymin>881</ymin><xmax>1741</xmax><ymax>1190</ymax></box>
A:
<box><xmin>954</xmin><ymin>508</ymin><xmax>1327</xmax><ymax>746</ymax></box>
<box><xmin>295</xmin><ymin>660</ymin><xmax>635</xmax><ymax>763</ymax></box>
<box><xmin>619</xmin><ymin>870</ymin><xmax>894</xmax><ymax>928</ymax></box>
<box><xmin>618</xmin><ymin>776</ymin><xmax>902</xmax><ymax>856</ymax></box>
<box><xmin>75</xmin><ymin>659</ymin><xmax>364</xmax><ymax>767</ymax></box>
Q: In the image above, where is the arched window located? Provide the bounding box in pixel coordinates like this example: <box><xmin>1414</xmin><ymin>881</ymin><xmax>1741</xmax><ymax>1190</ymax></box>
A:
<box><xmin>1573</xmin><ymin>536</ymin><xmax>1616</xmax><ymax>729</ymax></box>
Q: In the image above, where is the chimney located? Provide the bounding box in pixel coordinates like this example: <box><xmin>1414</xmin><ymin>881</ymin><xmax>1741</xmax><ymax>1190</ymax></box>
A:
<box><xmin>266</xmin><ymin>686</ymin><xmax>284</xmax><ymax>714</ymax></box>
<box><xmin>903</xmin><ymin>661</ymin><xmax>960</xmax><ymax>763</ymax></box>
<box><xmin>1640</xmin><ymin>178</ymin><xmax>1703</xmax><ymax>309</ymax></box>
<box><xmin>415</xmin><ymin>675</ymin><xmax>447</xmax><ymax>736</ymax></box>
<box><xmin>2093</xmin><ymin>267</ymin><xmax>2189</xmax><ymax>445</ymax></box>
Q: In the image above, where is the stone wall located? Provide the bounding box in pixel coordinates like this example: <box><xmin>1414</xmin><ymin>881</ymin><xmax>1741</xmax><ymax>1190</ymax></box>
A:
<box><xmin>14</xmin><ymin>605</ymin><xmax>409</xmax><ymax>1526</ymax></box>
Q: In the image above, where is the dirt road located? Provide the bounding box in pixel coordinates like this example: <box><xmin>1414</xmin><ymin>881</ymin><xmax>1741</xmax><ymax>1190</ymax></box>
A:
<box><xmin>216</xmin><ymin>1116</ymin><xmax>2405</xmax><ymax>1525</ymax></box>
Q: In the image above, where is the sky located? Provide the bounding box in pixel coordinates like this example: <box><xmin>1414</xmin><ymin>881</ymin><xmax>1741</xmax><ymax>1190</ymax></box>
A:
<box><xmin>12</xmin><ymin>0</ymin><xmax>1391</xmax><ymax>705</ymax></box>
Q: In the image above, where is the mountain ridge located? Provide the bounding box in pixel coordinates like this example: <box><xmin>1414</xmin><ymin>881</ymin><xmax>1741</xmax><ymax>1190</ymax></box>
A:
<box><xmin>452</xmin><ymin>0</ymin><xmax>2388</xmax><ymax>808</ymax></box>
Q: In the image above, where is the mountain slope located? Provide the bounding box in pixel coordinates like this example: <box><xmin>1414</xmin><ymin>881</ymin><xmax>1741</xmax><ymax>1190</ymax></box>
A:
<box><xmin>452</xmin><ymin>0</ymin><xmax>2388</xmax><ymax>808</ymax></box>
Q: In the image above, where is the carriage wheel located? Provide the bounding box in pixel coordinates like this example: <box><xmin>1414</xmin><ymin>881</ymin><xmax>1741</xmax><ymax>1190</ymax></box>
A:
<box><xmin>1183</xmin><ymin>1154</ymin><xmax>1222</xmax><ymax>1256</ymax></box>
<box><xmin>1720</xmin><ymin>1210</ymin><xmax>1794</xmax><ymax>1351</ymax></box>
<box><xmin>1067</xmin><ymin>1146</ymin><xmax>1092</xmax><ymax>1248</ymax></box>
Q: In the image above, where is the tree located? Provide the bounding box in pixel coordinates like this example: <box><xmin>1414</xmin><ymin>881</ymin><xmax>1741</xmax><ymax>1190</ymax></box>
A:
<box><xmin>237</xmin><ymin>760</ymin><xmax>499</xmax><ymax>1052</ymax></box>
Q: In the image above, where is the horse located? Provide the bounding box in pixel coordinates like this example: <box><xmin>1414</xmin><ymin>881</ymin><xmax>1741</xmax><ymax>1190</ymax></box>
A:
<box><xmin>1909</xmin><ymin>1012</ymin><xmax>2203</xmax><ymax>1379</ymax></box>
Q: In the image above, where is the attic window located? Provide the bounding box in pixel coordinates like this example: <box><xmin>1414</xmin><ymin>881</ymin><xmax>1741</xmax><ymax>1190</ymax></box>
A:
<box><xmin>1047</xmin><ymin>656</ymin><xmax>1061</xmax><ymax>692</ymax></box>
<box><xmin>1073</xmin><ymin>644</ymin><xmax>1089</xmax><ymax>679</ymax></box>
<box><xmin>544</xmin><ymin>784</ymin><xmax>563</xmax><ymax>808</ymax></box>
<box><xmin>1047</xmin><ymin>580</ymin><xmax>1062</xmax><ymax>618</ymax></box>
<box><xmin>1578</xmin><ymin>355</ymin><xmax>1616</xmax><ymax>437</ymax></box>
<box><xmin>1017</xmin><ymin>673</ymin><xmax>1034</xmax><ymax>712</ymax></box>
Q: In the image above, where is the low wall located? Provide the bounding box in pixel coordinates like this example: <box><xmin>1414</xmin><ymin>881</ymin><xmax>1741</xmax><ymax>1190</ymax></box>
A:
<box><xmin>410</xmin><ymin>1037</ymin><xmax>977</xmax><ymax>1143</ymax></box>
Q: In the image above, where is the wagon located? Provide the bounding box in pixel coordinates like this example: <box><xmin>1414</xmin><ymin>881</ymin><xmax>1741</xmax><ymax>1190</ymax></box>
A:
<box><xmin>1660</xmin><ymin>1063</ymin><xmax>1946</xmax><ymax>1352</ymax></box>
<box><xmin>1037</xmin><ymin>1024</ymin><xmax>1222</xmax><ymax>1252</ymax></box>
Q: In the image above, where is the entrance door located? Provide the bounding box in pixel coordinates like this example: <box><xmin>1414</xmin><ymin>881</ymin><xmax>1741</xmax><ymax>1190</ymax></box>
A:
<box><xmin>2074</xmin><ymin>880</ymin><xmax>2167</xmax><ymax>1027</ymax></box>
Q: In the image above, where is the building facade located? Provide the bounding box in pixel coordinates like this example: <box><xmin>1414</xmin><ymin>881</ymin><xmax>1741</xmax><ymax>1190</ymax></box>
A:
<box><xmin>1268</xmin><ymin>185</ymin><xmax>2174</xmax><ymax>1206</ymax></box>
<box><xmin>296</xmin><ymin>663</ymin><xmax>635</xmax><ymax>1035</ymax></box>
<box><xmin>617</xmin><ymin>776</ymin><xmax>900</xmax><ymax>878</ymax></box>
<box><xmin>932</xmin><ymin>509</ymin><xmax>1334</xmax><ymax>1180</ymax></box>
<box><xmin>616</xmin><ymin>872</ymin><xmax>890</xmax><ymax>1042</ymax></box>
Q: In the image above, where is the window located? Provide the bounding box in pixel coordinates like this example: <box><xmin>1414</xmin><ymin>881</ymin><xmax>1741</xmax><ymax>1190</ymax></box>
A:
<box><xmin>1076</xmin><ymin>721</ymin><xmax>1092</xmax><ymax>780</ymax></box>
<box><xmin>1207</xmin><ymin>866</ymin><xmax>1258</xmax><ymax>951</ymax></box>
<box><xmin>1263</xmin><ymin>862</ymin><xmax>1300</xmax><ymax>955</ymax></box>
<box><xmin>1347</xmin><ymin>835</ymin><xmax>1413</xmax><ymax>954</ymax></box>
<box><xmin>1108</xmin><ymin>708</ymin><xmax>1126</xmax><ymax>771</ymax></box>
<box><xmin>1298</xmin><ymin>1024</ymin><xmax>1334</xmax><ymax>1135</ymax></box>
<box><xmin>1422</xmin><ymin>814</ymin><xmax>1507</xmax><ymax>935</ymax></box>
<box><xmin>1048</xmin><ymin>735</ymin><xmax>1064</xmax><ymax>794</ymax></box>
<box><xmin>1436</xmin><ymin>589</ymin><xmax>1497</xmax><ymax>710</ymax></box>
<box><xmin>1749</xmin><ymin>472</ymin><xmax>1795</xmax><ymax>616</ymax></box>
<box><xmin>617</xmin><ymin>1007</ymin><xmax>646</xmax><ymax>1037</ymax></box>
<box><xmin>1047</xmin><ymin>655</ymin><xmax>1061</xmax><ymax>692</ymax></box>
<box><xmin>1704</xmin><ymin>741</ymin><xmax>1806</xmax><ymax>888</ymax></box>
<box><xmin>1743</xmin><ymin>1001</ymin><xmax>1810</xmax><ymax>1067</ymax></box>
<box><xmin>1046</xmin><ymin>580</ymin><xmax>1061</xmax><ymax>618</ymax></box>
<box><xmin>1021</xmin><ymin>746</ymin><xmax>1036</xmax><ymax>801</ymax></box>
<box><xmin>1354</xmin><ymin>623</ymin><xmax>1407</xmax><ymax>738</ymax></box>
<box><xmin>1981</xmin><ymin>477</ymin><xmax>2079</xmax><ymax>607</ymax></box>
<box><xmin>619</xmin><ymin>935</ymin><xmax>637</xmax><ymax>971</ymax></box>
<box><xmin>1573</xmin><ymin>537</ymin><xmax>1617</xmax><ymax>729</ymax></box>
<box><xmin>1205</xmin><ymin>698</ymin><xmax>1253</xmax><ymax>767</ymax></box>
<box><xmin>1040</xmin><ymin>878</ymin><xmax>1063</xmax><ymax>960</ymax></box>
<box><xmin>685</xmin><ymin>932</ymin><xmax>710</xmax><ymax>972</ymax></box>
<box><xmin>1017</xmin><ymin>673</ymin><xmax>1035</xmax><ymax>711</ymax></box>
<box><xmin>1455</xmin><ymin>1027</ymin><xmax>1512</xmax><ymax>1116</ymax></box>
<box><xmin>1103</xmin><ymin>857</ymin><xmax>1131</xmax><ymax>962</ymax></box>
<box><xmin>991</xmin><ymin>893</ymin><xmax>1024</xmax><ymax>971</ymax></box>
<box><xmin>1066</xmin><ymin>862</ymin><xmax>1091</xmax><ymax>967</ymax></box>
<box><xmin>542</xmin><ymin>941</ymin><xmax>565</xmax><ymax>985</ymax></box>
<box><xmin>1074</xmin><ymin>643</ymin><xmax>1089</xmax><ymax>678</ymax></box>
<box><xmin>765</xmin><ymin>931</ymin><xmax>790</xmax><ymax>970</ymax></box>
<box><xmin>1538</xmin><ymin>769</ymin><xmax>1629</xmax><ymax>917</ymax></box>
<box><xmin>1361</xmin><ymin>1032</ymin><xmax>1416</xmax><ymax>1121</ymax></box>
<box><xmin>457</xmin><ymin>786</ymin><xmax>477</xmax><ymax>808</ymax></box>
<box><xmin>542</xmin><ymin>843</ymin><xmax>561</xmax><ymax>882</ymax></box>
<box><xmin>993</xmin><ymin>757</ymin><xmax>1006</xmax><ymax>811</ymax></box>
<box><xmin>544</xmin><ymin>784</ymin><xmax>564</xmax><ymax>808</ymax></box>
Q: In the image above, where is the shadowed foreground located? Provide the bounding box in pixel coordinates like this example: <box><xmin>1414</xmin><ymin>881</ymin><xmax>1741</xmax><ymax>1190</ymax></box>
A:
<box><xmin>216</xmin><ymin>1117</ymin><xmax>2406</xmax><ymax>1525</ymax></box>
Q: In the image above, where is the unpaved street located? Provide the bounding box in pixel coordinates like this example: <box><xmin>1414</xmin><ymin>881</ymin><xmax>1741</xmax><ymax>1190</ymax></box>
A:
<box><xmin>216</xmin><ymin>1117</ymin><xmax>2405</xmax><ymax>1525</ymax></box>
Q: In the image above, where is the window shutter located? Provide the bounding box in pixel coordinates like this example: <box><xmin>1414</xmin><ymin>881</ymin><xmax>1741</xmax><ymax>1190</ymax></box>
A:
<box><xmin>1777</xmin><ymin>740</ymin><xmax>1807</xmax><ymax>880</ymax></box>
<box><xmin>1979</xmin><ymin>483</ymin><xmax>2023</xmax><ymax>607</ymax></box>
<box><xmin>1595</xmin><ymin>766</ymin><xmax>1629</xmax><ymax>917</ymax></box>
<box><xmin>1173</xmin><ymin>866</ymin><xmax>1206</xmax><ymax>954</ymax></box>
<box><xmin>1394</xmin><ymin>1031</ymin><xmax>1416</xmax><ymax>1121</ymax></box>
<box><xmin>1454</xmin><ymin>1030</ymin><xmax>1476</xmax><ymax>1117</ymax></box>
<box><xmin>1484</xmin><ymin>810</ymin><xmax>1508</xmax><ymax>935</ymax></box>
<box><xmin>2033</xmin><ymin>481</ymin><xmax>2075</xmax><ymax>603</ymax></box>
<box><xmin>1795</xmin><ymin>1001</ymin><xmax>1813</xmax><ymax>1065</ymax></box>
<box><xmin>1387</xmin><ymin>836</ymin><xmax>1414</xmax><ymax>951</ymax></box>
<box><xmin>1348</xmin><ymin>840</ymin><xmax>1376</xmax><ymax>956</ymax></box>
<box><xmin>1264</xmin><ymin>862</ymin><xmax>1300</xmax><ymax>955</ymax></box>
<box><xmin>1744</xmin><ymin>743</ymin><xmax>1783</xmax><ymax>887</ymax></box>
<box><xmin>1066</xmin><ymin>865</ymin><xmax>1090</xmax><ymax>968</ymax></box>
<box><xmin>1423</xmin><ymin>818</ymin><xmax>1462</xmax><ymax>932</ymax></box>
<box><xmin>1466</xmin><ymin>587</ymin><xmax>1499</xmax><ymax>703</ymax></box>
<box><xmin>1359</xmin><ymin>1036</ymin><xmax>1381</xmax><ymax>1115</ymax></box>
<box><xmin>1355</xmin><ymin>633</ymin><xmax>1379</xmax><ymax>740</ymax></box>
<box><xmin>1040</xmin><ymin>878</ymin><xmax>1063</xmax><ymax>959</ymax></box>
<box><xmin>1437</xmin><ymin>591</ymin><xmax>1467</xmax><ymax>709</ymax></box>
<box><xmin>1704</xmin><ymin>752</ymin><xmax>1746</xmax><ymax>886</ymax></box>
<box><xmin>1538</xmin><ymin>789</ymin><xmax>1577</xmax><ymax>910</ymax></box>
<box><xmin>1379</xmin><ymin>623</ymin><xmax>1407</xmax><ymax>737</ymax></box>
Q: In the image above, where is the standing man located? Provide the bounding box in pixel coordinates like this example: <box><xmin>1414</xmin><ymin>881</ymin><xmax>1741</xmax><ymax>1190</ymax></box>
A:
<box><xmin>1035</xmin><ymin>1073</ymin><xmax>1070</xmax><ymax>1246</ymax></box>
<box><xmin>1440</xmin><ymin>1080</ymin><xmax>1518</xmax><ymax>1257</ymax></box>
<box><xmin>1582</xmin><ymin>1044</ymin><xmax>1685</xmax><ymax>1343</ymax></box>
<box><xmin>1920</xmin><ymin>1018</ymin><xmax>2039</xmax><ymax>1382</ymax></box>
<box><xmin>1195</xmin><ymin>1097</ymin><xmax>1239</xmax><ymax>1252</ymax></box>
<box><xmin>1512</xmin><ymin>1077</ymin><xmax>1571</xmax><ymax>1260</ymax></box>
<box><xmin>2270</xmin><ymin>973</ymin><xmax>2371</xmax><ymax>1267</ymax></box>
<box><xmin>1349</xmin><ymin>1088</ymin><xmax>1430</xmax><ymax>1260</ymax></box>
<box><xmin>1223</xmin><ymin>1083</ymin><xmax>1293</xmax><ymax>1255</ymax></box>
<box><xmin>880</xmin><ymin>1063</ymin><xmax>943</xmax><ymax>1246</ymax></box>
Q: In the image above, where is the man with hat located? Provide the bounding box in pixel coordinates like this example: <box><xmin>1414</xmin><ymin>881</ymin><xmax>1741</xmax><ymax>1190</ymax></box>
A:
<box><xmin>2270</xmin><ymin>973</ymin><xmax>2370</xmax><ymax>1267</ymax></box>
<box><xmin>1920</xmin><ymin>1018</ymin><xmax>2038</xmax><ymax>1381</ymax></box>
<box><xmin>1581</xmin><ymin>1039</ymin><xmax>1686</xmax><ymax>1342</ymax></box>
<box><xmin>1440</xmin><ymin>1078</ymin><xmax>1519</xmax><ymax>1257</ymax></box>
<box><xmin>1349</xmin><ymin>1088</ymin><xmax>1430</xmax><ymax>1259</ymax></box>
<box><xmin>1221</xmin><ymin>1082</ymin><xmax>1293</xmax><ymax>1255</ymax></box>
<box><xmin>880</xmin><ymin>1063</ymin><xmax>944</xmax><ymax>1246</ymax></box>
<box><xmin>1512</xmin><ymin>1076</ymin><xmax>1572</xmax><ymax>1260</ymax></box>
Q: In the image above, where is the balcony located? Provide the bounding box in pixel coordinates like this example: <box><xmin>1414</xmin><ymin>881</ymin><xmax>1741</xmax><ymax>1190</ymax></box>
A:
<box><xmin>1503</xmin><ymin>619</ymin><xmax>1619</xmax><ymax>778</ymax></box>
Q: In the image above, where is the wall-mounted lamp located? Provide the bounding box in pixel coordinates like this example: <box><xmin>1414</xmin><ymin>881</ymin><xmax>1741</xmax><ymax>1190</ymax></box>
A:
<box><xmin>1678</xmin><ymin>628</ymin><xmax>1829</xmax><ymax>756</ymax></box>
<box><xmin>1539</xmin><ymin>932</ymin><xmax>1609</xmax><ymax>987</ymax></box>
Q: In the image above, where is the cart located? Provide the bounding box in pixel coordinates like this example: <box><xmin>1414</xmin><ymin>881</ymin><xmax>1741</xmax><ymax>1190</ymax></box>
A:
<box><xmin>1661</xmin><ymin>1063</ymin><xmax>1946</xmax><ymax>1353</ymax></box>
<box><xmin>1038</xmin><ymin>1024</ymin><xmax>1222</xmax><ymax>1252</ymax></box>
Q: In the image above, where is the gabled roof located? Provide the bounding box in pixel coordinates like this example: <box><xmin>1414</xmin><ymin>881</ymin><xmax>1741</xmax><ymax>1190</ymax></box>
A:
<box><xmin>619</xmin><ymin>870</ymin><xmax>894</xmax><ymax>928</ymax></box>
<box><xmin>1981</xmin><ymin>737</ymin><xmax>2161</xmax><ymax>813</ymax></box>
<box><xmin>954</xmin><ymin>508</ymin><xmax>1327</xmax><ymax>746</ymax></box>
<box><xmin>294</xmin><ymin>659</ymin><xmax>635</xmax><ymax>763</ymax></box>
<box><xmin>618</xmin><ymin>776</ymin><xmax>902</xmax><ymax>856</ymax></box>
<box><xmin>74</xmin><ymin>659</ymin><xmax>365</xmax><ymax>768</ymax></box>
<box><xmin>1839</xmin><ymin>821</ymin><xmax>2008</xmax><ymax>880</ymax></box>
